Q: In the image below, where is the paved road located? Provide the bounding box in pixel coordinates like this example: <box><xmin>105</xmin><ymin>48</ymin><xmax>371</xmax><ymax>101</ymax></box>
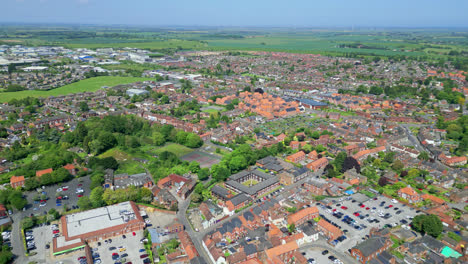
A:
<box><xmin>11</xmin><ymin>214</ymin><xmax>26</xmax><ymax>264</ymax></box>
<box><xmin>299</xmin><ymin>238</ymin><xmax>360</xmax><ymax>264</ymax></box>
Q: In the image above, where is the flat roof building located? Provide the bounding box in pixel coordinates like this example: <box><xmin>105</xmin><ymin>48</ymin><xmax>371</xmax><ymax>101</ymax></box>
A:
<box><xmin>53</xmin><ymin>201</ymin><xmax>145</xmax><ymax>255</ymax></box>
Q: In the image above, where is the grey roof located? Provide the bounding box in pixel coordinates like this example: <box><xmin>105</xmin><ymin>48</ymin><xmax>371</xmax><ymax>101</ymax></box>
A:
<box><xmin>353</xmin><ymin>236</ymin><xmax>389</xmax><ymax>257</ymax></box>
<box><xmin>418</xmin><ymin>235</ymin><xmax>445</xmax><ymax>251</ymax></box>
<box><xmin>244</xmin><ymin>244</ymin><xmax>257</xmax><ymax>256</ymax></box>
<box><xmin>211</xmin><ymin>185</ymin><xmax>230</xmax><ymax>199</ymax></box>
<box><xmin>376</xmin><ymin>251</ymin><xmax>394</xmax><ymax>264</ymax></box>
<box><xmin>229</xmin><ymin>194</ymin><xmax>251</xmax><ymax>206</ymax></box>
<box><xmin>225</xmin><ymin>170</ymin><xmax>279</xmax><ymax>196</ymax></box>
<box><xmin>300</xmin><ymin>98</ymin><xmax>328</xmax><ymax>106</ymax></box>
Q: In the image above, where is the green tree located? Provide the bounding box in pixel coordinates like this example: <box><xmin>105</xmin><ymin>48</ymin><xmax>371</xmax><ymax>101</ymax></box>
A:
<box><xmin>188</xmin><ymin>161</ymin><xmax>200</xmax><ymax>174</ymax></box>
<box><xmin>152</xmin><ymin>132</ymin><xmax>166</xmax><ymax>146</ymax></box>
<box><xmin>423</xmin><ymin>214</ymin><xmax>443</xmax><ymax>238</ymax></box>
<box><xmin>8</xmin><ymin>191</ymin><xmax>27</xmax><ymax>210</ymax></box>
<box><xmin>418</xmin><ymin>152</ymin><xmax>430</xmax><ymax>161</ymax></box>
<box><xmin>288</xmin><ymin>223</ymin><xmax>296</xmax><ymax>233</ymax></box>
<box><xmin>197</xmin><ymin>168</ymin><xmax>210</xmax><ymax>181</ymax></box>
<box><xmin>89</xmin><ymin>187</ymin><xmax>105</xmax><ymax>208</ymax></box>
<box><xmin>79</xmin><ymin>102</ymin><xmax>90</xmax><ymax>112</ymax></box>
<box><xmin>77</xmin><ymin>196</ymin><xmax>93</xmax><ymax>210</ymax></box>
<box><xmin>185</xmin><ymin>133</ymin><xmax>203</xmax><ymax>148</ymax></box>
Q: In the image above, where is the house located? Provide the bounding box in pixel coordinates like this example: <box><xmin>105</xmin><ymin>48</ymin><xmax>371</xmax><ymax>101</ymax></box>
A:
<box><xmin>63</xmin><ymin>164</ymin><xmax>78</xmax><ymax>176</ymax></box>
<box><xmin>285</xmin><ymin>151</ymin><xmax>306</xmax><ymax>163</ymax></box>
<box><xmin>287</xmin><ymin>206</ymin><xmax>319</xmax><ymax>226</ymax></box>
<box><xmin>306</xmin><ymin>157</ymin><xmax>328</xmax><ymax>171</ymax></box>
<box><xmin>397</xmin><ymin>186</ymin><xmax>421</xmax><ymax>203</ymax></box>
<box><xmin>343</xmin><ymin>168</ymin><xmax>367</xmax><ymax>185</ymax></box>
<box><xmin>350</xmin><ymin>236</ymin><xmax>392</xmax><ymax>264</ymax></box>
<box><xmin>300</xmin><ymin>223</ymin><xmax>320</xmax><ymax>243</ymax></box>
<box><xmin>225</xmin><ymin>194</ymin><xmax>252</xmax><ymax>213</ymax></box>
<box><xmin>151</xmin><ymin>186</ymin><xmax>178</xmax><ymax>210</ymax></box>
<box><xmin>10</xmin><ymin>175</ymin><xmax>25</xmax><ymax>188</ymax></box>
<box><xmin>421</xmin><ymin>193</ymin><xmax>446</xmax><ymax>206</ymax></box>
<box><xmin>438</xmin><ymin>153</ymin><xmax>467</xmax><ymax>166</ymax></box>
<box><xmin>211</xmin><ymin>185</ymin><xmax>231</xmax><ymax>202</ymax></box>
<box><xmin>278</xmin><ymin>167</ymin><xmax>311</xmax><ymax>186</ymax></box>
<box><xmin>304</xmin><ymin>178</ymin><xmax>329</xmax><ymax>196</ymax></box>
<box><xmin>316</xmin><ymin>218</ymin><xmax>343</xmax><ymax>241</ymax></box>
<box><xmin>265</xmin><ymin>241</ymin><xmax>298</xmax><ymax>264</ymax></box>
<box><xmin>36</xmin><ymin>168</ymin><xmax>53</xmax><ymax>177</ymax></box>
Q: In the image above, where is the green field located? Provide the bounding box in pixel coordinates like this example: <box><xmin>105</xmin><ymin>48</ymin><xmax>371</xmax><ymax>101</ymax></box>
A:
<box><xmin>62</xmin><ymin>39</ymin><xmax>205</xmax><ymax>50</ymax></box>
<box><xmin>0</xmin><ymin>76</ymin><xmax>152</xmax><ymax>102</ymax></box>
<box><xmin>154</xmin><ymin>143</ymin><xmax>195</xmax><ymax>157</ymax></box>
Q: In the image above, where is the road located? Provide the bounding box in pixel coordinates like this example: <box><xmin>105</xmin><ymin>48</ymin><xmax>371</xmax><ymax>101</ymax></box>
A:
<box><xmin>299</xmin><ymin>238</ymin><xmax>360</xmax><ymax>264</ymax></box>
<box><xmin>11</xmin><ymin>214</ymin><xmax>26</xmax><ymax>264</ymax></box>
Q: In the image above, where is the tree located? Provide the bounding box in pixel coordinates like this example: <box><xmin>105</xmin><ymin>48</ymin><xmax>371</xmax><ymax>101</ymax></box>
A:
<box><xmin>288</xmin><ymin>223</ymin><xmax>296</xmax><ymax>233</ymax></box>
<box><xmin>411</xmin><ymin>214</ymin><xmax>443</xmax><ymax>238</ymax></box>
<box><xmin>391</xmin><ymin>160</ymin><xmax>405</xmax><ymax>172</ymax></box>
<box><xmin>79</xmin><ymin>102</ymin><xmax>89</xmax><ymax>112</ymax></box>
<box><xmin>77</xmin><ymin>196</ymin><xmax>93</xmax><ymax>210</ymax></box>
<box><xmin>185</xmin><ymin>133</ymin><xmax>203</xmax><ymax>148</ymax></box>
<box><xmin>89</xmin><ymin>187</ymin><xmax>105</xmax><ymax>208</ymax></box>
<box><xmin>152</xmin><ymin>132</ymin><xmax>166</xmax><ymax>146</ymax></box>
<box><xmin>229</xmin><ymin>155</ymin><xmax>247</xmax><ymax>173</ymax></box>
<box><xmin>9</xmin><ymin>191</ymin><xmax>27</xmax><ymax>210</ymax></box>
<box><xmin>418</xmin><ymin>152</ymin><xmax>430</xmax><ymax>161</ymax></box>
<box><xmin>21</xmin><ymin>217</ymin><xmax>35</xmax><ymax>229</ymax></box>
<box><xmin>211</xmin><ymin>164</ymin><xmax>230</xmax><ymax>182</ymax></box>
<box><xmin>188</xmin><ymin>161</ymin><xmax>200</xmax><ymax>174</ymax></box>
<box><xmin>341</xmin><ymin>157</ymin><xmax>360</xmax><ymax>173</ymax></box>
<box><xmin>198</xmin><ymin>168</ymin><xmax>210</xmax><ymax>181</ymax></box>
<box><xmin>334</xmin><ymin>152</ymin><xmax>347</xmax><ymax>172</ymax></box>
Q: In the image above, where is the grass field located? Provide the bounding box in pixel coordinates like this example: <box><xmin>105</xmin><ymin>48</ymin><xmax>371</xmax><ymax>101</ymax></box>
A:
<box><xmin>99</xmin><ymin>148</ymin><xmax>132</xmax><ymax>161</ymax></box>
<box><xmin>63</xmin><ymin>39</ymin><xmax>205</xmax><ymax>50</ymax></box>
<box><xmin>154</xmin><ymin>143</ymin><xmax>195</xmax><ymax>157</ymax></box>
<box><xmin>242</xmin><ymin>179</ymin><xmax>259</xmax><ymax>187</ymax></box>
<box><xmin>0</xmin><ymin>76</ymin><xmax>152</xmax><ymax>102</ymax></box>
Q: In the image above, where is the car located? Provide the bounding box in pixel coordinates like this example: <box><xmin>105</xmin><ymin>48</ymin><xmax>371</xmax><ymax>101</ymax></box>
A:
<box><xmin>40</xmin><ymin>203</ymin><xmax>46</xmax><ymax>207</ymax></box>
<box><xmin>56</xmin><ymin>203</ymin><xmax>62</xmax><ymax>206</ymax></box>
<box><xmin>78</xmin><ymin>194</ymin><xmax>83</xmax><ymax>197</ymax></box>
<box><xmin>122</xmin><ymin>235</ymin><xmax>126</xmax><ymax>239</ymax></box>
<box><xmin>321</xmin><ymin>250</ymin><xmax>329</xmax><ymax>255</ymax></box>
<box><xmin>132</xmin><ymin>232</ymin><xmax>136</xmax><ymax>236</ymax></box>
<box><xmin>78</xmin><ymin>256</ymin><xmax>86</xmax><ymax>260</ymax></box>
<box><xmin>143</xmin><ymin>259</ymin><xmax>151</xmax><ymax>264</ymax></box>
<box><xmin>109</xmin><ymin>247</ymin><xmax>116</xmax><ymax>251</ymax></box>
<box><xmin>97</xmin><ymin>242</ymin><xmax>101</xmax><ymax>246</ymax></box>
<box><xmin>121</xmin><ymin>253</ymin><xmax>128</xmax><ymax>258</ymax></box>
<box><xmin>119</xmin><ymin>248</ymin><xmax>126</xmax><ymax>252</ymax></box>
<box><xmin>341</xmin><ymin>206</ymin><xmax>348</xmax><ymax>210</ymax></box>
<box><xmin>56</xmin><ymin>188</ymin><xmax>63</xmax><ymax>192</ymax></box>
<box><xmin>360</xmin><ymin>204</ymin><xmax>365</xmax><ymax>208</ymax></box>
<box><xmin>139</xmin><ymin>254</ymin><xmax>148</xmax><ymax>259</ymax></box>
<box><xmin>388</xmin><ymin>205</ymin><xmax>393</xmax><ymax>208</ymax></box>
<box><xmin>53</xmin><ymin>230</ymin><xmax>59</xmax><ymax>234</ymax></box>
<box><xmin>78</xmin><ymin>183</ymin><xmax>83</xmax><ymax>187</ymax></box>
<box><xmin>373</xmin><ymin>197</ymin><xmax>378</xmax><ymax>200</ymax></box>
<box><xmin>332</xmin><ymin>208</ymin><xmax>337</xmax><ymax>212</ymax></box>
<box><xmin>139</xmin><ymin>249</ymin><xmax>146</xmax><ymax>252</ymax></box>
<box><xmin>328</xmin><ymin>255</ymin><xmax>336</xmax><ymax>261</ymax></box>
<box><xmin>366</xmin><ymin>207</ymin><xmax>370</xmax><ymax>210</ymax></box>
<box><xmin>62</xmin><ymin>186</ymin><xmax>69</xmax><ymax>191</ymax></box>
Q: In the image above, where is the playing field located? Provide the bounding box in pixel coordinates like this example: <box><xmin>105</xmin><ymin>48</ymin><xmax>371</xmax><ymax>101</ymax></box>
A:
<box><xmin>153</xmin><ymin>143</ymin><xmax>195</xmax><ymax>158</ymax></box>
<box><xmin>180</xmin><ymin>150</ymin><xmax>221</xmax><ymax>168</ymax></box>
<box><xmin>0</xmin><ymin>76</ymin><xmax>152</xmax><ymax>102</ymax></box>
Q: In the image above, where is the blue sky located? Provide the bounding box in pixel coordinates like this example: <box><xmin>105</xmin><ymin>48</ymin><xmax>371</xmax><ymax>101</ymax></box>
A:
<box><xmin>2</xmin><ymin>0</ymin><xmax>468</xmax><ymax>27</ymax></box>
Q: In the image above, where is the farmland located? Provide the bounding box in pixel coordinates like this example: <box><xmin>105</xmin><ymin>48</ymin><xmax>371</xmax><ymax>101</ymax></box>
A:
<box><xmin>0</xmin><ymin>76</ymin><xmax>152</xmax><ymax>102</ymax></box>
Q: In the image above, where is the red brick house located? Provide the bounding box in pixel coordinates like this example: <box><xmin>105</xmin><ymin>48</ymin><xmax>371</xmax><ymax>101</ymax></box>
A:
<box><xmin>306</xmin><ymin>157</ymin><xmax>328</xmax><ymax>171</ymax></box>
<box><xmin>350</xmin><ymin>236</ymin><xmax>392</xmax><ymax>264</ymax></box>
<box><xmin>397</xmin><ymin>186</ymin><xmax>421</xmax><ymax>203</ymax></box>
<box><xmin>317</xmin><ymin>219</ymin><xmax>343</xmax><ymax>241</ymax></box>
<box><xmin>10</xmin><ymin>175</ymin><xmax>25</xmax><ymax>188</ymax></box>
<box><xmin>287</xmin><ymin>206</ymin><xmax>319</xmax><ymax>226</ymax></box>
<box><xmin>286</xmin><ymin>151</ymin><xmax>306</xmax><ymax>163</ymax></box>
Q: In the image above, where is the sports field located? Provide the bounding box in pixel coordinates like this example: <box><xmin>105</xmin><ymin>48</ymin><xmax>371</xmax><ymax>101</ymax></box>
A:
<box><xmin>0</xmin><ymin>76</ymin><xmax>152</xmax><ymax>102</ymax></box>
<box><xmin>181</xmin><ymin>150</ymin><xmax>221</xmax><ymax>168</ymax></box>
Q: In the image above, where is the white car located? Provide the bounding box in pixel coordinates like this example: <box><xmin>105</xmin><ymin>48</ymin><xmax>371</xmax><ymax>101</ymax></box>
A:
<box><xmin>392</xmin><ymin>199</ymin><xmax>398</xmax><ymax>203</ymax></box>
<box><xmin>56</xmin><ymin>188</ymin><xmax>63</xmax><ymax>192</ymax></box>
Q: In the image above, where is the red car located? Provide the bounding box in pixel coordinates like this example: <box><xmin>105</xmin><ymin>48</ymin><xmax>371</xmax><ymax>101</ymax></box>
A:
<box><xmin>360</xmin><ymin>204</ymin><xmax>365</xmax><ymax>208</ymax></box>
<box><xmin>77</xmin><ymin>194</ymin><xmax>83</xmax><ymax>197</ymax></box>
<box><xmin>132</xmin><ymin>232</ymin><xmax>136</xmax><ymax>236</ymax></box>
<box><xmin>112</xmin><ymin>253</ymin><xmax>118</xmax><ymax>256</ymax></box>
<box><xmin>332</xmin><ymin>209</ymin><xmax>336</xmax><ymax>212</ymax></box>
<box><xmin>78</xmin><ymin>184</ymin><xmax>83</xmax><ymax>187</ymax></box>
<box><xmin>341</xmin><ymin>206</ymin><xmax>348</xmax><ymax>210</ymax></box>
<box><xmin>366</xmin><ymin>207</ymin><xmax>370</xmax><ymax>210</ymax></box>
<box><xmin>140</xmin><ymin>254</ymin><xmax>148</xmax><ymax>259</ymax></box>
<box><xmin>389</xmin><ymin>205</ymin><xmax>394</xmax><ymax>208</ymax></box>
<box><xmin>62</xmin><ymin>187</ymin><xmax>68</xmax><ymax>191</ymax></box>
<box><xmin>77</xmin><ymin>256</ymin><xmax>86</xmax><ymax>260</ymax></box>
<box><xmin>53</xmin><ymin>230</ymin><xmax>60</xmax><ymax>234</ymax></box>
<box><xmin>354</xmin><ymin>212</ymin><xmax>360</xmax><ymax>216</ymax></box>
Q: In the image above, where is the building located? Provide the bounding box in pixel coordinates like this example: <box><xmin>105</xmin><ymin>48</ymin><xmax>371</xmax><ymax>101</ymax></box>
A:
<box><xmin>397</xmin><ymin>186</ymin><xmax>421</xmax><ymax>203</ymax></box>
<box><xmin>287</xmin><ymin>206</ymin><xmax>319</xmax><ymax>226</ymax></box>
<box><xmin>36</xmin><ymin>168</ymin><xmax>53</xmax><ymax>177</ymax></box>
<box><xmin>104</xmin><ymin>171</ymin><xmax>153</xmax><ymax>189</ymax></box>
<box><xmin>265</xmin><ymin>241</ymin><xmax>299</xmax><ymax>264</ymax></box>
<box><xmin>226</xmin><ymin>194</ymin><xmax>252</xmax><ymax>212</ymax></box>
<box><xmin>316</xmin><ymin>218</ymin><xmax>343</xmax><ymax>241</ymax></box>
<box><xmin>304</xmin><ymin>178</ymin><xmax>329</xmax><ymax>196</ymax></box>
<box><xmin>278</xmin><ymin>167</ymin><xmax>311</xmax><ymax>186</ymax></box>
<box><xmin>285</xmin><ymin>151</ymin><xmax>306</xmax><ymax>163</ymax></box>
<box><xmin>53</xmin><ymin>201</ymin><xmax>145</xmax><ymax>256</ymax></box>
<box><xmin>350</xmin><ymin>236</ymin><xmax>392</xmax><ymax>264</ymax></box>
<box><xmin>306</xmin><ymin>157</ymin><xmax>329</xmax><ymax>171</ymax></box>
<box><xmin>126</xmin><ymin>88</ymin><xmax>149</xmax><ymax>97</ymax></box>
<box><xmin>224</xmin><ymin>169</ymin><xmax>279</xmax><ymax>198</ymax></box>
<box><xmin>298</xmin><ymin>99</ymin><xmax>328</xmax><ymax>110</ymax></box>
<box><xmin>10</xmin><ymin>175</ymin><xmax>25</xmax><ymax>188</ymax></box>
<box><xmin>438</xmin><ymin>153</ymin><xmax>467</xmax><ymax>166</ymax></box>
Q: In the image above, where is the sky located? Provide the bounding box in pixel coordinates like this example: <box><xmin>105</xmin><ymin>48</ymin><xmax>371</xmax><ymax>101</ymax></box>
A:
<box><xmin>2</xmin><ymin>0</ymin><xmax>468</xmax><ymax>28</ymax></box>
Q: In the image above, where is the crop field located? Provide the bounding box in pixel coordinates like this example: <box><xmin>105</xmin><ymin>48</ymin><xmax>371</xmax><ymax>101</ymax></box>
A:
<box><xmin>0</xmin><ymin>76</ymin><xmax>151</xmax><ymax>102</ymax></box>
<box><xmin>63</xmin><ymin>39</ymin><xmax>205</xmax><ymax>50</ymax></box>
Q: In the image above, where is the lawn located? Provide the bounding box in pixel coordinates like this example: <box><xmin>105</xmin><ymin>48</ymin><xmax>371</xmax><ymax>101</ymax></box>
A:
<box><xmin>99</xmin><ymin>148</ymin><xmax>132</xmax><ymax>161</ymax></box>
<box><xmin>242</xmin><ymin>179</ymin><xmax>259</xmax><ymax>187</ymax></box>
<box><xmin>153</xmin><ymin>143</ymin><xmax>195</xmax><ymax>158</ymax></box>
<box><xmin>0</xmin><ymin>76</ymin><xmax>152</xmax><ymax>102</ymax></box>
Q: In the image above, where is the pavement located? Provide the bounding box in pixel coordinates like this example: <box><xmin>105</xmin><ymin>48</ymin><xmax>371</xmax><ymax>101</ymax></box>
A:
<box><xmin>300</xmin><ymin>238</ymin><xmax>360</xmax><ymax>264</ymax></box>
<box><xmin>10</xmin><ymin>175</ymin><xmax>91</xmax><ymax>263</ymax></box>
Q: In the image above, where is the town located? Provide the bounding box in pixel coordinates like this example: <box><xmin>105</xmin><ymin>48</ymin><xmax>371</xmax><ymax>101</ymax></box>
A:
<box><xmin>0</xmin><ymin>4</ymin><xmax>468</xmax><ymax>263</ymax></box>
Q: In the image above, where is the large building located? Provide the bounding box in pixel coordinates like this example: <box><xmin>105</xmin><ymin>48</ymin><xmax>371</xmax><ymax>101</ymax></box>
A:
<box><xmin>224</xmin><ymin>169</ymin><xmax>279</xmax><ymax>198</ymax></box>
<box><xmin>53</xmin><ymin>201</ymin><xmax>145</xmax><ymax>256</ymax></box>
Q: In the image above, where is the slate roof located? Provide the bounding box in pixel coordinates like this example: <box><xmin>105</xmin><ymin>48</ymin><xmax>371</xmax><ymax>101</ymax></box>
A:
<box><xmin>229</xmin><ymin>194</ymin><xmax>251</xmax><ymax>206</ymax></box>
<box><xmin>225</xmin><ymin>170</ymin><xmax>279</xmax><ymax>196</ymax></box>
<box><xmin>244</xmin><ymin>243</ymin><xmax>257</xmax><ymax>256</ymax></box>
<box><xmin>353</xmin><ymin>236</ymin><xmax>388</xmax><ymax>257</ymax></box>
<box><xmin>211</xmin><ymin>185</ymin><xmax>230</xmax><ymax>199</ymax></box>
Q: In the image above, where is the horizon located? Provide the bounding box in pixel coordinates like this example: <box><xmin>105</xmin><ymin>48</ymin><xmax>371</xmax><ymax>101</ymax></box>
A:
<box><xmin>2</xmin><ymin>0</ymin><xmax>468</xmax><ymax>28</ymax></box>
